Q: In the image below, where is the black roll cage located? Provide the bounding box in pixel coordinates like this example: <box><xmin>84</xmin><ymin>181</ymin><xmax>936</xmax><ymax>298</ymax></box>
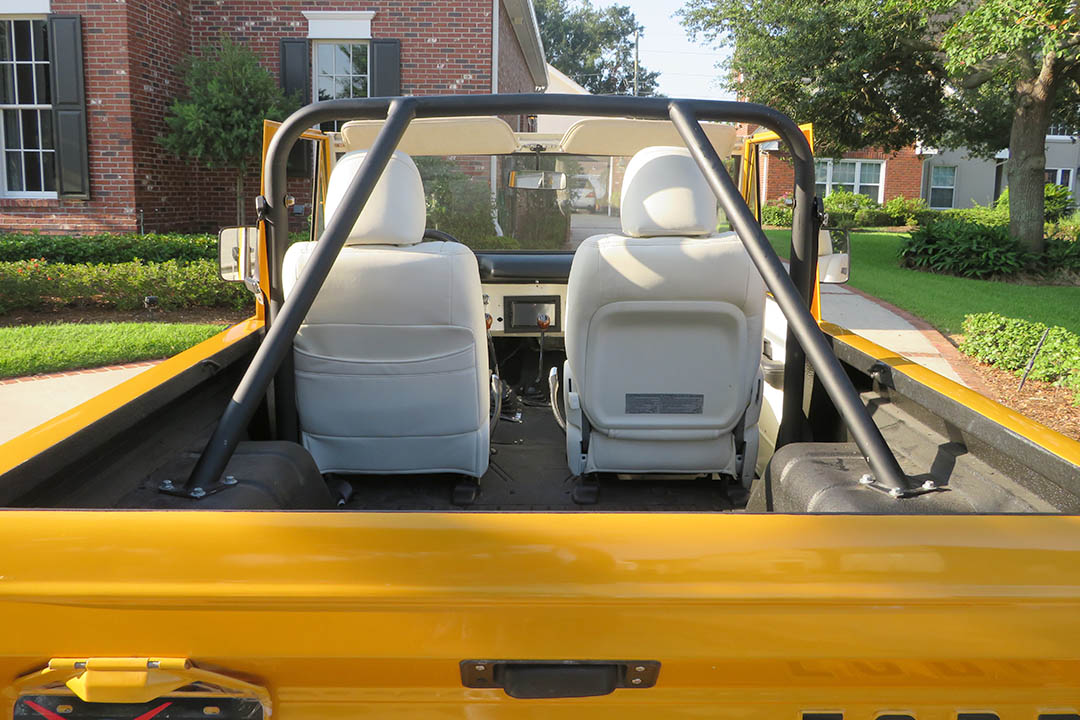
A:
<box><xmin>186</xmin><ymin>94</ymin><xmax>911</xmax><ymax>496</ymax></box>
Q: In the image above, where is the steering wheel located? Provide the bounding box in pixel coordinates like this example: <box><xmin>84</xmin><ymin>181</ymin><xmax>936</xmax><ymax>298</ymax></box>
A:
<box><xmin>423</xmin><ymin>228</ymin><xmax>459</xmax><ymax>243</ymax></box>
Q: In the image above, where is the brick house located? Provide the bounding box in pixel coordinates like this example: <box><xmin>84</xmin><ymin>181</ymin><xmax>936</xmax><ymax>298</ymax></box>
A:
<box><xmin>0</xmin><ymin>0</ymin><xmax>547</xmax><ymax>234</ymax></box>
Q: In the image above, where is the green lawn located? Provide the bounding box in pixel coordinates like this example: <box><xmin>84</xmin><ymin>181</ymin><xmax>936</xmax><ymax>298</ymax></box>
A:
<box><xmin>0</xmin><ymin>322</ymin><xmax>227</xmax><ymax>378</ymax></box>
<box><xmin>764</xmin><ymin>229</ymin><xmax>1080</xmax><ymax>335</ymax></box>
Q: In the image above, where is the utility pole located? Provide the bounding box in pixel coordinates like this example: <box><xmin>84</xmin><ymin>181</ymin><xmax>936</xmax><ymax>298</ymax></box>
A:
<box><xmin>633</xmin><ymin>29</ymin><xmax>639</xmax><ymax>96</ymax></box>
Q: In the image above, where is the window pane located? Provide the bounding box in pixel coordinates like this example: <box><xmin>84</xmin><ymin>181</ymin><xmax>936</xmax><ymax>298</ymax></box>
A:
<box><xmin>815</xmin><ymin>182</ymin><xmax>827</xmax><ymax>198</ymax></box>
<box><xmin>815</xmin><ymin>160</ymin><xmax>828</xmax><ymax>183</ymax></box>
<box><xmin>859</xmin><ymin>162</ymin><xmax>881</xmax><ymax>184</ymax></box>
<box><xmin>6</xmin><ymin>151</ymin><xmax>23</xmax><ymax>191</ymax></box>
<box><xmin>930</xmin><ymin>187</ymin><xmax>954</xmax><ymax>208</ymax></box>
<box><xmin>21</xmin><ymin>109</ymin><xmax>38</xmax><ymax>149</ymax></box>
<box><xmin>31</xmin><ymin>21</ymin><xmax>47</xmax><ymax>62</ymax></box>
<box><xmin>24</xmin><ymin>151</ymin><xmax>41</xmax><ymax>191</ymax></box>
<box><xmin>857</xmin><ymin>184</ymin><xmax>879</xmax><ymax>199</ymax></box>
<box><xmin>351</xmin><ymin>76</ymin><xmax>367</xmax><ymax>98</ymax></box>
<box><xmin>334</xmin><ymin>44</ymin><xmax>351</xmax><ymax>75</ymax></box>
<box><xmin>832</xmin><ymin>161</ymin><xmax>856</xmax><ymax>184</ymax></box>
<box><xmin>4</xmin><ymin>110</ymin><xmax>21</xmax><ymax>150</ymax></box>
<box><xmin>931</xmin><ymin>165</ymin><xmax>955</xmax><ymax>187</ymax></box>
<box><xmin>334</xmin><ymin>76</ymin><xmax>351</xmax><ymax>98</ymax></box>
<box><xmin>837</xmin><ymin>183</ymin><xmax>855</xmax><ymax>194</ymax></box>
<box><xmin>0</xmin><ymin>64</ymin><xmax>13</xmax><ymax>104</ymax></box>
<box><xmin>41</xmin><ymin>149</ymin><xmax>54</xmax><ymax>191</ymax></box>
<box><xmin>0</xmin><ymin>23</ymin><xmax>11</xmax><ymax>62</ymax></box>
<box><xmin>1061</xmin><ymin>169</ymin><xmax>1072</xmax><ymax>187</ymax></box>
<box><xmin>13</xmin><ymin>21</ymin><xmax>30</xmax><ymax>62</ymax></box>
<box><xmin>15</xmin><ymin>63</ymin><xmax>33</xmax><ymax>104</ymax></box>
<box><xmin>316</xmin><ymin>75</ymin><xmax>334</xmax><ymax>102</ymax></box>
<box><xmin>34</xmin><ymin>64</ymin><xmax>49</xmax><ymax>104</ymax></box>
<box><xmin>316</xmin><ymin>43</ymin><xmax>335</xmax><ymax>76</ymax></box>
<box><xmin>351</xmin><ymin>44</ymin><xmax>368</xmax><ymax>76</ymax></box>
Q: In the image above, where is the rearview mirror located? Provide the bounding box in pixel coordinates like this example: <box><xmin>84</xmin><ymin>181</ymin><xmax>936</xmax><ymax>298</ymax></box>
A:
<box><xmin>219</xmin><ymin>226</ymin><xmax>260</xmax><ymax>293</ymax></box>
<box><xmin>818</xmin><ymin>227</ymin><xmax>850</xmax><ymax>284</ymax></box>
<box><xmin>508</xmin><ymin>170</ymin><xmax>567</xmax><ymax>190</ymax></box>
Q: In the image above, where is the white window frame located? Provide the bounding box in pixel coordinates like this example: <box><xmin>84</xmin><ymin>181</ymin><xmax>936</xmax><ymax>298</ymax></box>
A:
<box><xmin>1045</xmin><ymin>167</ymin><xmax>1074</xmax><ymax>191</ymax></box>
<box><xmin>310</xmin><ymin>40</ymin><xmax>371</xmax><ymax>133</ymax></box>
<box><xmin>0</xmin><ymin>15</ymin><xmax>57</xmax><ymax>199</ymax></box>
<box><xmin>814</xmin><ymin>158</ymin><xmax>885</xmax><ymax>202</ymax></box>
<box><xmin>1047</xmin><ymin>124</ymin><xmax>1078</xmax><ymax>138</ymax></box>
<box><xmin>928</xmin><ymin>164</ymin><xmax>957</xmax><ymax>209</ymax></box>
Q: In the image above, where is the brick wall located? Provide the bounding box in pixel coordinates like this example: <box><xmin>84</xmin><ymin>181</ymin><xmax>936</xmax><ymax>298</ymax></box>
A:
<box><xmin>763</xmin><ymin>146</ymin><xmax>926</xmax><ymax>204</ymax></box>
<box><xmin>1</xmin><ymin>0</ymin><xmax>539</xmax><ymax>235</ymax></box>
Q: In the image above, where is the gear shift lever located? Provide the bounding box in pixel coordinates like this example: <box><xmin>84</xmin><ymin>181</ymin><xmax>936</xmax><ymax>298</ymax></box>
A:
<box><xmin>535</xmin><ymin>312</ymin><xmax>550</xmax><ymax>384</ymax></box>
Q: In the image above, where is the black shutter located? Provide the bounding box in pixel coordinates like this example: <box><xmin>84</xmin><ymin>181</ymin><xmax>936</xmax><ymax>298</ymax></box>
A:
<box><xmin>279</xmin><ymin>38</ymin><xmax>310</xmax><ymax>176</ymax></box>
<box><xmin>48</xmin><ymin>15</ymin><xmax>89</xmax><ymax>200</ymax></box>
<box><xmin>370</xmin><ymin>39</ymin><xmax>401</xmax><ymax>97</ymax></box>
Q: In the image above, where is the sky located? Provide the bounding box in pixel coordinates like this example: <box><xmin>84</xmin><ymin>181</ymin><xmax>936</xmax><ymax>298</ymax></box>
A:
<box><xmin>588</xmin><ymin>0</ymin><xmax>734</xmax><ymax>100</ymax></box>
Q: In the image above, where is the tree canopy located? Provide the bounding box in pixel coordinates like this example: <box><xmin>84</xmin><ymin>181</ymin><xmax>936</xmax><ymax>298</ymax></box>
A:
<box><xmin>535</xmin><ymin>0</ymin><xmax>661</xmax><ymax>96</ymax></box>
<box><xmin>161</xmin><ymin>37</ymin><xmax>297</xmax><ymax>226</ymax></box>
<box><xmin>680</xmin><ymin>0</ymin><xmax>1080</xmax><ymax>251</ymax></box>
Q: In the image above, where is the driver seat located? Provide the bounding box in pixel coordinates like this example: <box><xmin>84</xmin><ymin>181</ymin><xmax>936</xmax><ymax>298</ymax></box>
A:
<box><xmin>282</xmin><ymin>149</ymin><xmax>489</xmax><ymax>477</ymax></box>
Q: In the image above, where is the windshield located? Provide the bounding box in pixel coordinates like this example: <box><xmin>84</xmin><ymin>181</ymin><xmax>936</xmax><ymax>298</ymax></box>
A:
<box><xmin>414</xmin><ymin>154</ymin><xmax>631</xmax><ymax>251</ymax></box>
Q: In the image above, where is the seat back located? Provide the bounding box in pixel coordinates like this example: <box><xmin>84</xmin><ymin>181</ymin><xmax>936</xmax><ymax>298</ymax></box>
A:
<box><xmin>564</xmin><ymin>146</ymin><xmax>764</xmax><ymax>478</ymax></box>
<box><xmin>282</xmin><ymin>150</ymin><xmax>489</xmax><ymax>477</ymax></box>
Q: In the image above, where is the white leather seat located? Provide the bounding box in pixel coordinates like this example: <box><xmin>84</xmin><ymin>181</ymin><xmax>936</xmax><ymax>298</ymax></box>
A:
<box><xmin>282</xmin><ymin>150</ymin><xmax>489</xmax><ymax>477</ymax></box>
<box><xmin>563</xmin><ymin>146</ymin><xmax>765</xmax><ymax>483</ymax></box>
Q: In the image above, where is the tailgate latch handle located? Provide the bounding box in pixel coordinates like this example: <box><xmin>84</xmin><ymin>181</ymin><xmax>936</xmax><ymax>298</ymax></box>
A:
<box><xmin>460</xmin><ymin>660</ymin><xmax>659</xmax><ymax>699</ymax></box>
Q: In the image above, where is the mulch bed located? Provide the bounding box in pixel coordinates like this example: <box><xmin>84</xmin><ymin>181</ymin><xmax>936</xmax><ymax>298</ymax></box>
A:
<box><xmin>0</xmin><ymin>307</ymin><xmax>251</xmax><ymax>328</ymax></box>
<box><xmin>944</xmin><ymin>334</ymin><xmax>1080</xmax><ymax>441</ymax></box>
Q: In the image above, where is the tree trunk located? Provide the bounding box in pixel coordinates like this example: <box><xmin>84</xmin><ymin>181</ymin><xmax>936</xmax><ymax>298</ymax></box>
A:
<box><xmin>1007</xmin><ymin>57</ymin><xmax>1059</xmax><ymax>255</ymax></box>
<box><xmin>234</xmin><ymin>171</ymin><xmax>245</xmax><ymax>227</ymax></box>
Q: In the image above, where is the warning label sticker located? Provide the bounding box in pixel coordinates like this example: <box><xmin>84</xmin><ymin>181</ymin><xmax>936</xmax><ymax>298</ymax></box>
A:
<box><xmin>625</xmin><ymin>393</ymin><xmax>705</xmax><ymax>414</ymax></box>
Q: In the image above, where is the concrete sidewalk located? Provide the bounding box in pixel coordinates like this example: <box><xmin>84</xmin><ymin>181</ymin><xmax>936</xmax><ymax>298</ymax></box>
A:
<box><xmin>0</xmin><ymin>362</ymin><xmax>157</xmax><ymax>446</ymax></box>
<box><xmin>818</xmin><ymin>283</ymin><xmax>970</xmax><ymax>386</ymax></box>
<box><xmin>0</xmin><ymin>287</ymin><xmax>974</xmax><ymax>446</ymax></box>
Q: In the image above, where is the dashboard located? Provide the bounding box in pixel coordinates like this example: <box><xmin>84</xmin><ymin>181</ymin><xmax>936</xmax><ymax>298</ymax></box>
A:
<box><xmin>476</xmin><ymin>252</ymin><xmax>573</xmax><ymax>337</ymax></box>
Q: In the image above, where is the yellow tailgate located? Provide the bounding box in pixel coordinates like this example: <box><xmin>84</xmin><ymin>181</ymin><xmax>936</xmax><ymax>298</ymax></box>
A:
<box><xmin>2</xmin><ymin>511</ymin><xmax>1079</xmax><ymax>718</ymax></box>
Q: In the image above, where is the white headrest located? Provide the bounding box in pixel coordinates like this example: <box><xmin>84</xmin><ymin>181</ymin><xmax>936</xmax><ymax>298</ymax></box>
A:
<box><xmin>325</xmin><ymin>149</ymin><xmax>426</xmax><ymax>246</ymax></box>
<box><xmin>619</xmin><ymin>146</ymin><xmax>717</xmax><ymax>238</ymax></box>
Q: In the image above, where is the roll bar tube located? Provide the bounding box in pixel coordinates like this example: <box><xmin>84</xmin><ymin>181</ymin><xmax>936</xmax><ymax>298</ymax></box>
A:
<box><xmin>185</xmin><ymin>93</ymin><xmax>911</xmax><ymax>496</ymax></box>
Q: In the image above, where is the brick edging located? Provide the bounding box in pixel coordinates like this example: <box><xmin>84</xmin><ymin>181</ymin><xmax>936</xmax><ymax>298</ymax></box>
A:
<box><xmin>0</xmin><ymin>359</ymin><xmax>164</xmax><ymax>385</ymax></box>
<box><xmin>839</xmin><ymin>285</ymin><xmax>994</xmax><ymax>396</ymax></box>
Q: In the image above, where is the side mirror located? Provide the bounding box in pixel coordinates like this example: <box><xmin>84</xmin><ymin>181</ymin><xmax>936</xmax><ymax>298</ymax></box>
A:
<box><xmin>818</xmin><ymin>227</ymin><xmax>850</xmax><ymax>284</ymax></box>
<box><xmin>508</xmin><ymin>170</ymin><xmax>567</xmax><ymax>190</ymax></box>
<box><xmin>219</xmin><ymin>226</ymin><xmax>260</xmax><ymax>293</ymax></box>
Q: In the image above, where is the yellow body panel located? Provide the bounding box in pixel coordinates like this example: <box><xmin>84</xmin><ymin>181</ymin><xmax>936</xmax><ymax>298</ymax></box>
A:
<box><xmin>1</xmin><ymin>511</ymin><xmax>1079</xmax><ymax>716</ymax></box>
<box><xmin>822</xmin><ymin>321</ymin><xmax>1080</xmax><ymax>468</ymax></box>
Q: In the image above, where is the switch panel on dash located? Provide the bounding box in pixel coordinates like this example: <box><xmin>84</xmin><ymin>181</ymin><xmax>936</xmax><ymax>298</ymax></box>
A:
<box><xmin>505</xmin><ymin>296</ymin><xmax>560</xmax><ymax>333</ymax></box>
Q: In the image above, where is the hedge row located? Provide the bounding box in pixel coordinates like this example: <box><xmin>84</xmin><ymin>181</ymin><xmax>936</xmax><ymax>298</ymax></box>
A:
<box><xmin>0</xmin><ymin>259</ymin><xmax>250</xmax><ymax>313</ymax></box>
<box><xmin>0</xmin><ymin>233</ymin><xmax>219</xmax><ymax>264</ymax></box>
<box><xmin>961</xmin><ymin>312</ymin><xmax>1080</xmax><ymax>403</ymax></box>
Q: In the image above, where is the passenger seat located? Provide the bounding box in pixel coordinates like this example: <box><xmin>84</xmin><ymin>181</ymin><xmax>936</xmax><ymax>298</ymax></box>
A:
<box><xmin>282</xmin><ymin>150</ymin><xmax>489</xmax><ymax>478</ymax></box>
<box><xmin>563</xmin><ymin>145</ymin><xmax>765</xmax><ymax>484</ymax></box>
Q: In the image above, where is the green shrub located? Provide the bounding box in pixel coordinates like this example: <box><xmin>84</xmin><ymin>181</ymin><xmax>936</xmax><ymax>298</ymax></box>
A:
<box><xmin>882</xmin><ymin>195</ymin><xmax>927</xmax><ymax>225</ymax></box>
<box><xmin>899</xmin><ymin>217</ymin><xmax>1027</xmax><ymax>278</ymax></box>
<box><xmin>961</xmin><ymin>312</ymin><xmax>1080</xmax><ymax>402</ymax></box>
<box><xmin>459</xmin><ymin>234</ymin><xmax>521</xmax><ymax>251</ymax></box>
<box><xmin>761</xmin><ymin>203</ymin><xmax>794</xmax><ymax>227</ymax></box>
<box><xmin>1042</xmin><ymin>233</ymin><xmax>1080</xmax><ymax>272</ymax></box>
<box><xmin>853</xmin><ymin>207</ymin><xmax>894</xmax><ymax>227</ymax></box>
<box><xmin>823</xmin><ymin>189</ymin><xmax>878</xmax><ymax>229</ymax></box>
<box><xmin>0</xmin><ymin>232</ymin><xmax>217</xmax><ymax>264</ymax></box>
<box><xmin>996</xmin><ymin>184</ymin><xmax>1074</xmax><ymax>223</ymax></box>
<box><xmin>0</xmin><ymin>259</ymin><xmax>250</xmax><ymax>313</ymax></box>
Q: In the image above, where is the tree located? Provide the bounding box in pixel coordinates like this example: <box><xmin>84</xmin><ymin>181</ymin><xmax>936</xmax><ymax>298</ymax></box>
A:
<box><xmin>534</xmin><ymin>0</ymin><xmax>661</xmax><ymax>96</ymax></box>
<box><xmin>680</xmin><ymin>0</ymin><xmax>1080</xmax><ymax>253</ymax></box>
<box><xmin>161</xmin><ymin>37</ymin><xmax>297</xmax><ymax>227</ymax></box>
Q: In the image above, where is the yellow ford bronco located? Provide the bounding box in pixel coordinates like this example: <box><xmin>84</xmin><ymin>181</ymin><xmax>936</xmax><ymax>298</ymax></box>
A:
<box><xmin>1</xmin><ymin>94</ymin><xmax>1079</xmax><ymax>717</ymax></box>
